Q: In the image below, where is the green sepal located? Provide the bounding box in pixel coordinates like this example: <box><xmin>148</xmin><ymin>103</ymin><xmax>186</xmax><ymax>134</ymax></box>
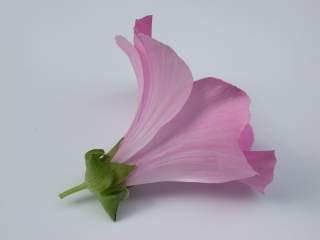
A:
<box><xmin>110</xmin><ymin>162</ymin><xmax>135</xmax><ymax>185</ymax></box>
<box><xmin>59</xmin><ymin>139</ymin><xmax>135</xmax><ymax>221</ymax></box>
<box><xmin>85</xmin><ymin>149</ymin><xmax>113</xmax><ymax>192</ymax></box>
<box><xmin>97</xmin><ymin>186</ymin><xmax>129</xmax><ymax>221</ymax></box>
<box><xmin>105</xmin><ymin>138</ymin><xmax>123</xmax><ymax>159</ymax></box>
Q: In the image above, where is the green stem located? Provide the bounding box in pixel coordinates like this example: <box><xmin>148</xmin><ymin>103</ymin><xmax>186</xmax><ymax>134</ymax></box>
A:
<box><xmin>59</xmin><ymin>182</ymin><xmax>87</xmax><ymax>199</ymax></box>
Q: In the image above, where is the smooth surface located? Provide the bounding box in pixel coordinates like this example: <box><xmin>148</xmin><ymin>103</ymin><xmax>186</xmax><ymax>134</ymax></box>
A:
<box><xmin>2</xmin><ymin>0</ymin><xmax>320</xmax><ymax>239</ymax></box>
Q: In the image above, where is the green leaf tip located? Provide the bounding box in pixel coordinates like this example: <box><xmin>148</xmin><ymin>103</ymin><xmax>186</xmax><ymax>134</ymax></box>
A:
<box><xmin>58</xmin><ymin>138</ymin><xmax>135</xmax><ymax>221</ymax></box>
<box><xmin>98</xmin><ymin>186</ymin><xmax>129</xmax><ymax>221</ymax></box>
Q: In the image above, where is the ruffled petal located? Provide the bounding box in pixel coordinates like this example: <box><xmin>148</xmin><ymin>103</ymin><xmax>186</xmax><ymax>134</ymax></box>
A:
<box><xmin>125</xmin><ymin>77</ymin><xmax>257</xmax><ymax>185</ymax></box>
<box><xmin>239</xmin><ymin>151</ymin><xmax>276</xmax><ymax>192</ymax></box>
<box><xmin>238</xmin><ymin>122</ymin><xmax>276</xmax><ymax>192</ymax></box>
<box><xmin>114</xmin><ymin>16</ymin><xmax>193</xmax><ymax>163</ymax></box>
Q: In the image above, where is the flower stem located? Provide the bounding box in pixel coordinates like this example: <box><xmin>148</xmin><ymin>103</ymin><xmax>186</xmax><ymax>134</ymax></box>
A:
<box><xmin>59</xmin><ymin>182</ymin><xmax>87</xmax><ymax>199</ymax></box>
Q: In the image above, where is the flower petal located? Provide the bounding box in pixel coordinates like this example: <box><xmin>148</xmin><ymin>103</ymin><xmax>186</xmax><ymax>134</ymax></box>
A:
<box><xmin>238</xmin><ymin>122</ymin><xmax>276</xmax><ymax>192</ymax></box>
<box><xmin>239</xmin><ymin>151</ymin><xmax>276</xmax><ymax>192</ymax></box>
<box><xmin>134</xmin><ymin>15</ymin><xmax>152</xmax><ymax>37</ymax></box>
<box><xmin>125</xmin><ymin>77</ymin><xmax>257</xmax><ymax>185</ymax></box>
<box><xmin>115</xmin><ymin>36</ymin><xmax>144</xmax><ymax>100</ymax></box>
<box><xmin>114</xmin><ymin>18</ymin><xmax>193</xmax><ymax>163</ymax></box>
<box><xmin>239</xmin><ymin>124</ymin><xmax>254</xmax><ymax>150</ymax></box>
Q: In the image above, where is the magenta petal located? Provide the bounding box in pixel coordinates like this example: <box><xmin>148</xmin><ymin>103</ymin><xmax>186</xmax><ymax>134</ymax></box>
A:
<box><xmin>240</xmin><ymin>151</ymin><xmax>276</xmax><ymax>192</ymax></box>
<box><xmin>239</xmin><ymin>124</ymin><xmax>254</xmax><ymax>150</ymax></box>
<box><xmin>114</xmin><ymin>29</ymin><xmax>193</xmax><ymax>164</ymax></box>
<box><xmin>238</xmin><ymin>122</ymin><xmax>276</xmax><ymax>192</ymax></box>
<box><xmin>134</xmin><ymin>15</ymin><xmax>152</xmax><ymax>37</ymax></box>
<box><xmin>115</xmin><ymin>36</ymin><xmax>144</xmax><ymax>100</ymax></box>
<box><xmin>125</xmin><ymin>78</ymin><xmax>257</xmax><ymax>186</ymax></box>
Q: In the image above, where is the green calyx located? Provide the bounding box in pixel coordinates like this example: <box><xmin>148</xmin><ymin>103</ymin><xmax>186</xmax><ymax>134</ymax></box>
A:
<box><xmin>59</xmin><ymin>139</ymin><xmax>135</xmax><ymax>221</ymax></box>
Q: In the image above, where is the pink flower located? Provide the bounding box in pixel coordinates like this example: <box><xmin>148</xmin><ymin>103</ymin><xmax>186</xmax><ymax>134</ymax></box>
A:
<box><xmin>59</xmin><ymin>15</ymin><xmax>276</xmax><ymax>221</ymax></box>
<box><xmin>114</xmin><ymin>15</ymin><xmax>276</xmax><ymax>192</ymax></box>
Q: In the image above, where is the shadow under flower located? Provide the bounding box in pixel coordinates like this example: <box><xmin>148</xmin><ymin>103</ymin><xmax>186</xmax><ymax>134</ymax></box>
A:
<box><xmin>118</xmin><ymin>181</ymin><xmax>256</xmax><ymax>220</ymax></box>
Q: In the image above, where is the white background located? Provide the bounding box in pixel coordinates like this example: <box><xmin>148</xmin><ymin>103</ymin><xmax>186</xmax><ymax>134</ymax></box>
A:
<box><xmin>2</xmin><ymin>0</ymin><xmax>320</xmax><ymax>239</ymax></box>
